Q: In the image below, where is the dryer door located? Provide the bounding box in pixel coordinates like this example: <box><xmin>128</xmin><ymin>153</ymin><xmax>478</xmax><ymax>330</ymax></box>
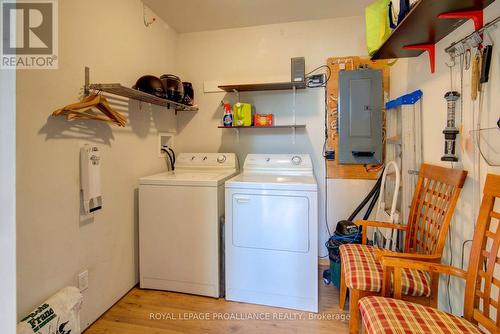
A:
<box><xmin>231</xmin><ymin>193</ymin><xmax>309</xmax><ymax>253</ymax></box>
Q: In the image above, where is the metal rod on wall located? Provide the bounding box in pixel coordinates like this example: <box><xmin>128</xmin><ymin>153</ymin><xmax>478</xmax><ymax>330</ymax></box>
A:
<box><xmin>445</xmin><ymin>15</ymin><xmax>500</xmax><ymax>55</ymax></box>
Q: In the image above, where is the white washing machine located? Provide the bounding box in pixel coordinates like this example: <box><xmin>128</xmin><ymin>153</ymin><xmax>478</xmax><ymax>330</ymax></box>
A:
<box><xmin>225</xmin><ymin>154</ymin><xmax>318</xmax><ymax>312</ymax></box>
<box><xmin>139</xmin><ymin>153</ymin><xmax>238</xmax><ymax>297</ymax></box>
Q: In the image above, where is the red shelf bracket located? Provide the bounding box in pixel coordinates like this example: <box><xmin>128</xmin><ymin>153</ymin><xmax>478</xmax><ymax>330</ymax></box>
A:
<box><xmin>438</xmin><ymin>10</ymin><xmax>483</xmax><ymax>31</ymax></box>
<box><xmin>403</xmin><ymin>44</ymin><xmax>436</xmax><ymax>73</ymax></box>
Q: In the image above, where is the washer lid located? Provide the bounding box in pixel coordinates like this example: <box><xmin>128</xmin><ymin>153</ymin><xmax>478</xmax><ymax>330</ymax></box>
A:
<box><xmin>140</xmin><ymin>169</ymin><xmax>238</xmax><ymax>186</ymax></box>
<box><xmin>225</xmin><ymin>173</ymin><xmax>317</xmax><ymax>191</ymax></box>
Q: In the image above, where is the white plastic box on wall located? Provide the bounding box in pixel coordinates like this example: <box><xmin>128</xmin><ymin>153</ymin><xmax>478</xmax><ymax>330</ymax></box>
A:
<box><xmin>158</xmin><ymin>133</ymin><xmax>175</xmax><ymax>158</ymax></box>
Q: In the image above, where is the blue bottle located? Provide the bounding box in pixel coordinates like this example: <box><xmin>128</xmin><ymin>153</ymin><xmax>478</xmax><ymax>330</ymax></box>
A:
<box><xmin>222</xmin><ymin>103</ymin><xmax>233</xmax><ymax>127</ymax></box>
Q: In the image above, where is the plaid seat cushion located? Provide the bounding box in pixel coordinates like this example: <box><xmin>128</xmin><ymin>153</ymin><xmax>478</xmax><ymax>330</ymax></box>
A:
<box><xmin>339</xmin><ymin>244</ymin><xmax>431</xmax><ymax>297</ymax></box>
<box><xmin>359</xmin><ymin>296</ymin><xmax>481</xmax><ymax>334</ymax></box>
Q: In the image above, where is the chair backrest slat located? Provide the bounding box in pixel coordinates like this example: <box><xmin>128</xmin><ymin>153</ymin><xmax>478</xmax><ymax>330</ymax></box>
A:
<box><xmin>404</xmin><ymin>164</ymin><xmax>467</xmax><ymax>256</ymax></box>
<box><xmin>463</xmin><ymin>174</ymin><xmax>500</xmax><ymax>332</ymax></box>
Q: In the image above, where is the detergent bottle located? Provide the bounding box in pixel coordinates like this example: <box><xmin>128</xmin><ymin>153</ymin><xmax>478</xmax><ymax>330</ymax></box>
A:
<box><xmin>233</xmin><ymin>103</ymin><xmax>252</xmax><ymax>126</ymax></box>
<box><xmin>222</xmin><ymin>103</ymin><xmax>233</xmax><ymax>127</ymax></box>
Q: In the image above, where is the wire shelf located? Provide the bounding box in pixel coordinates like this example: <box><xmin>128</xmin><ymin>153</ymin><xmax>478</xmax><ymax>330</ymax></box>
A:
<box><xmin>88</xmin><ymin>83</ymin><xmax>198</xmax><ymax>112</ymax></box>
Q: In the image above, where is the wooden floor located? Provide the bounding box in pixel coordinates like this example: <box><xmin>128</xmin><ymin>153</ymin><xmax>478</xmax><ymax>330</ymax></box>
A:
<box><xmin>85</xmin><ymin>268</ymin><xmax>349</xmax><ymax>334</ymax></box>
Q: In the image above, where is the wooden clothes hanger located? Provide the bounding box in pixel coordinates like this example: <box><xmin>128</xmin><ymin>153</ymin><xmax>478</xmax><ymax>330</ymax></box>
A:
<box><xmin>53</xmin><ymin>94</ymin><xmax>127</xmax><ymax>126</ymax></box>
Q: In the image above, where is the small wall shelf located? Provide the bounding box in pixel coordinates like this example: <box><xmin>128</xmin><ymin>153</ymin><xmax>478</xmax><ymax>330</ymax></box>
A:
<box><xmin>219</xmin><ymin>80</ymin><xmax>306</xmax><ymax>144</ymax></box>
<box><xmin>218</xmin><ymin>125</ymin><xmax>306</xmax><ymax>129</ymax></box>
<box><xmin>218</xmin><ymin>82</ymin><xmax>306</xmax><ymax>92</ymax></box>
<box><xmin>84</xmin><ymin>67</ymin><xmax>198</xmax><ymax>112</ymax></box>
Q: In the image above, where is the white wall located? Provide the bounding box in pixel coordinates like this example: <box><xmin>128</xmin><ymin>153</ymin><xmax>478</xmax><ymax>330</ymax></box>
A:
<box><xmin>0</xmin><ymin>66</ymin><xmax>17</xmax><ymax>333</ymax></box>
<box><xmin>175</xmin><ymin>16</ymin><xmax>375</xmax><ymax>257</ymax></box>
<box><xmin>390</xmin><ymin>1</ymin><xmax>500</xmax><ymax>314</ymax></box>
<box><xmin>16</xmin><ymin>0</ymin><xmax>179</xmax><ymax>329</ymax></box>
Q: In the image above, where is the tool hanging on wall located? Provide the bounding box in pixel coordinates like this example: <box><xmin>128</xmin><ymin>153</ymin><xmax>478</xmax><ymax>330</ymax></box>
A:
<box><xmin>441</xmin><ymin>91</ymin><xmax>460</xmax><ymax>162</ymax></box>
<box><xmin>445</xmin><ymin>15</ymin><xmax>499</xmax><ymax>101</ymax></box>
<box><xmin>480</xmin><ymin>45</ymin><xmax>493</xmax><ymax>84</ymax></box>
<box><xmin>471</xmin><ymin>51</ymin><xmax>481</xmax><ymax>101</ymax></box>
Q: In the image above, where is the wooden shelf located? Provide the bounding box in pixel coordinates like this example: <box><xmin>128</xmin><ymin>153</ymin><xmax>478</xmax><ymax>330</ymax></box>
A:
<box><xmin>87</xmin><ymin>83</ymin><xmax>198</xmax><ymax>112</ymax></box>
<box><xmin>218</xmin><ymin>82</ymin><xmax>306</xmax><ymax>92</ymax></box>
<box><xmin>371</xmin><ymin>0</ymin><xmax>495</xmax><ymax>60</ymax></box>
<box><xmin>218</xmin><ymin>125</ymin><xmax>306</xmax><ymax>129</ymax></box>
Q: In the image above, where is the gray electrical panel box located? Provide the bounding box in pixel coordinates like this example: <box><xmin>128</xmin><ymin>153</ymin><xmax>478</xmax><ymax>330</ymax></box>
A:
<box><xmin>338</xmin><ymin>68</ymin><xmax>383</xmax><ymax>165</ymax></box>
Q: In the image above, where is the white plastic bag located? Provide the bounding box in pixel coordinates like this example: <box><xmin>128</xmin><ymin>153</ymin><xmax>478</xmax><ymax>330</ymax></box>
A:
<box><xmin>17</xmin><ymin>287</ymin><xmax>83</xmax><ymax>334</ymax></box>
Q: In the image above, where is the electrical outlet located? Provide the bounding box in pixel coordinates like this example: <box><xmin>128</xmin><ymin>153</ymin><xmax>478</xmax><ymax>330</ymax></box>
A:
<box><xmin>158</xmin><ymin>133</ymin><xmax>175</xmax><ymax>158</ymax></box>
<box><xmin>78</xmin><ymin>270</ymin><xmax>89</xmax><ymax>292</ymax></box>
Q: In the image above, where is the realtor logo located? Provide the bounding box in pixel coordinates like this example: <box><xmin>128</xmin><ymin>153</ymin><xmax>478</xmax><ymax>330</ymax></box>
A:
<box><xmin>1</xmin><ymin>0</ymin><xmax>58</xmax><ymax>69</ymax></box>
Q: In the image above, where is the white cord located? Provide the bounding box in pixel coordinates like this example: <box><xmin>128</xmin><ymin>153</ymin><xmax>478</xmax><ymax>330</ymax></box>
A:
<box><xmin>472</xmin><ymin>95</ymin><xmax>479</xmax><ymax>224</ymax></box>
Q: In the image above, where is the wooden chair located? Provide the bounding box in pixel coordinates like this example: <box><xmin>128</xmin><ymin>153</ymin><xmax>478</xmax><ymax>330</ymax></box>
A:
<box><xmin>359</xmin><ymin>173</ymin><xmax>500</xmax><ymax>334</ymax></box>
<box><xmin>339</xmin><ymin>163</ymin><xmax>467</xmax><ymax>334</ymax></box>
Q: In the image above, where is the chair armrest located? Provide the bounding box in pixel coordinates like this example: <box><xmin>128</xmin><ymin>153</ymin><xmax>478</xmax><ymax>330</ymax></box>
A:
<box><xmin>381</xmin><ymin>257</ymin><xmax>467</xmax><ymax>299</ymax></box>
<box><xmin>374</xmin><ymin>250</ymin><xmax>442</xmax><ymax>263</ymax></box>
<box><xmin>355</xmin><ymin>220</ymin><xmax>408</xmax><ymax>230</ymax></box>
<box><xmin>354</xmin><ymin>220</ymin><xmax>407</xmax><ymax>245</ymax></box>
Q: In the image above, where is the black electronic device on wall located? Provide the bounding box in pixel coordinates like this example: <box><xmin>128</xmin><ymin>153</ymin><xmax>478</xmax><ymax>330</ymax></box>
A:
<box><xmin>291</xmin><ymin>57</ymin><xmax>305</xmax><ymax>82</ymax></box>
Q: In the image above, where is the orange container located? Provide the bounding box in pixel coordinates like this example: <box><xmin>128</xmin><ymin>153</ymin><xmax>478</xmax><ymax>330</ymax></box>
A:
<box><xmin>254</xmin><ymin>114</ymin><xmax>273</xmax><ymax>126</ymax></box>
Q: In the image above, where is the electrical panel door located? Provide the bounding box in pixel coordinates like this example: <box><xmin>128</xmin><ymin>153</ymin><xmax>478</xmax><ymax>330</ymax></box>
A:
<box><xmin>338</xmin><ymin>69</ymin><xmax>383</xmax><ymax>165</ymax></box>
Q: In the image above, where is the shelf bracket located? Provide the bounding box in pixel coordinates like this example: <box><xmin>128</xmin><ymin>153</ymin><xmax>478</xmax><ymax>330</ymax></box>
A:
<box><xmin>233</xmin><ymin>89</ymin><xmax>240</xmax><ymax>103</ymax></box>
<box><xmin>438</xmin><ymin>10</ymin><xmax>483</xmax><ymax>31</ymax></box>
<box><xmin>403</xmin><ymin>44</ymin><xmax>435</xmax><ymax>73</ymax></box>
<box><xmin>84</xmin><ymin>66</ymin><xmax>90</xmax><ymax>96</ymax></box>
<box><xmin>292</xmin><ymin>85</ymin><xmax>296</xmax><ymax>144</ymax></box>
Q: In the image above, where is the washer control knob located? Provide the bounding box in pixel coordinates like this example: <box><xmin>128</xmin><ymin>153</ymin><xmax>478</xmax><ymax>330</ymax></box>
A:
<box><xmin>217</xmin><ymin>155</ymin><xmax>227</xmax><ymax>163</ymax></box>
<box><xmin>291</xmin><ymin>156</ymin><xmax>302</xmax><ymax>165</ymax></box>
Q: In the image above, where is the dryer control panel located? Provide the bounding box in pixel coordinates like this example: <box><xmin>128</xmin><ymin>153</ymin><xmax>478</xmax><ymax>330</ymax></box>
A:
<box><xmin>243</xmin><ymin>154</ymin><xmax>313</xmax><ymax>173</ymax></box>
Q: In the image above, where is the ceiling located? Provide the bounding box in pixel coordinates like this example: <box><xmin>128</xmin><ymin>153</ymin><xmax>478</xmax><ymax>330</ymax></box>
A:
<box><xmin>142</xmin><ymin>0</ymin><xmax>371</xmax><ymax>33</ymax></box>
